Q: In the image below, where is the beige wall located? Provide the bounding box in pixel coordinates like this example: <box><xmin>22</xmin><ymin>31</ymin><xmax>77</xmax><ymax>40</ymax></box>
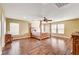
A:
<box><xmin>6</xmin><ymin>18</ymin><xmax>79</xmax><ymax>38</ymax></box>
<box><xmin>6</xmin><ymin>18</ymin><xmax>29</xmax><ymax>36</ymax></box>
<box><xmin>52</xmin><ymin>18</ymin><xmax>79</xmax><ymax>37</ymax></box>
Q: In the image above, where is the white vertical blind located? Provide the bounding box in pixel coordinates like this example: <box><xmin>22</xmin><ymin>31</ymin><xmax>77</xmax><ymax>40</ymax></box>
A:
<box><xmin>58</xmin><ymin>24</ymin><xmax>64</xmax><ymax>34</ymax></box>
<box><xmin>52</xmin><ymin>24</ymin><xmax>64</xmax><ymax>34</ymax></box>
<box><xmin>10</xmin><ymin>23</ymin><xmax>19</xmax><ymax>35</ymax></box>
<box><xmin>52</xmin><ymin>24</ymin><xmax>57</xmax><ymax>33</ymax></box>
<box><xmin>41</xmin><ymin>24</ymin><xmax>44</xmax><ymax>32</ymax></box>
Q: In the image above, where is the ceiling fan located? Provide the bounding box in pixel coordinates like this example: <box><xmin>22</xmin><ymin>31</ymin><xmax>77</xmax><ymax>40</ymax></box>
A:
<box><xmin>43</xmin><ymin>17</ymin><xmax>52</xmax><ymax>22</ymax></box>
<box><xmin>55</xmin><ymin>3</ymin><xmax>69</xmax><ymax>8</ymax></box>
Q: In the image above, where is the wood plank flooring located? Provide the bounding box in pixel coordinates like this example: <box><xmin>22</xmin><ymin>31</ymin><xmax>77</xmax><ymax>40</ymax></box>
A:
<box><xmin>2</xmin><ymin>37</ymin><xmax>72</xmax><ymax>55</ymax></box>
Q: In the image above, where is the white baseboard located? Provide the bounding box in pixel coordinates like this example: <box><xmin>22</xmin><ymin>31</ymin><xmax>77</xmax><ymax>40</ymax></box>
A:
<box><xmin>52</xmin><ymin>34</ymin><xmax>70</xmax><ymax>39</ymax></box>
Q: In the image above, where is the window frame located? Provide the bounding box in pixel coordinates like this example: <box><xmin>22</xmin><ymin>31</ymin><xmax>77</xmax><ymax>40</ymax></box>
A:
<box><xmin>52</xmin><ymin>24</ymin><xmax>57</xmax><ymax>33</ymax></box>
<box><xmin>57</xmin><ymin>24</ymin><xmax>64</xmax><ymax>34</ymax></box>
<box><xmin>10</xmin><ymin>23</ymin><xmax>19</xmax><ymax>35</ymax></box>
<box><xmin>52</xmin><ymin>24</ymin><xmax>64</xmax><ymax>34</ymax></box>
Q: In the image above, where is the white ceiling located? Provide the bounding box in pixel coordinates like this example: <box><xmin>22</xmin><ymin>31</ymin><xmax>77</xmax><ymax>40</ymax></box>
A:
<box><xmin>1</xmin><ymin>3</ymin><xmax>79</xmax><ymax>21</ymax></box>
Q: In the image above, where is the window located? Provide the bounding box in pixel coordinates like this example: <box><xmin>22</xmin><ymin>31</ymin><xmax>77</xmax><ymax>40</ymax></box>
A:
<box><xmin>31</xmin><ymin>21</ymin><xmax>40</xmax><ymax>32</ymax></box>
<box><xmin>58</xmin><ymin>24</ymin><xmax>64</xmax><ymax>34</ymax></box>
<box><xmin>52</xmin><ymin>24</ymin><xmax>57</xmax><ymax>33</ymax></box>
<box><xmin>41</xmin><ymin>24</ymin><xmax>44</xmax><ymax>32</ymax></box>
<box><xmin>52</xmin><ymin>24</ymin><xmax>64</xmax><ymax>34</ymax></box>
<box><xmin>10</xmin><ymin>23</ymin><xmax>19</xmax><ymax>35</ymax></box>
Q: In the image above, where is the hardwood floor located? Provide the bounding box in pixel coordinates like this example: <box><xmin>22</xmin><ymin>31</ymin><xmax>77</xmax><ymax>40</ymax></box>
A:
<box><xmin>2</xmin><ymin>37</ymin><xmax>72</xmax><ymax>55</ymax></box>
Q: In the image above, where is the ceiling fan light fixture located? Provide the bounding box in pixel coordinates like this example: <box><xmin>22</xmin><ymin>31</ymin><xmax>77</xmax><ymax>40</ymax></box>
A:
<box><xmin>43</xmin><ymin>17</ymin><xmax>48</xmax><ymax>22</ymax></box>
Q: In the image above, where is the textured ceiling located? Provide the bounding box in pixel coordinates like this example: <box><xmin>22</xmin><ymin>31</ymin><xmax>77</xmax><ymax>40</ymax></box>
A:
<box><xmin>1</xmin><ymin>3</ymin><xmax>79</xmax><ymax>21</ymax></box>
